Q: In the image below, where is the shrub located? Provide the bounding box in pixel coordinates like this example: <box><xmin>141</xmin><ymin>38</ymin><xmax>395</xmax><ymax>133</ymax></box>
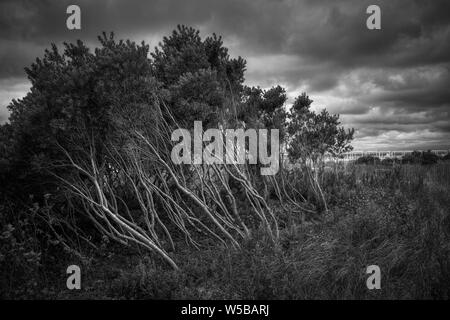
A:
<box><xmin>355</xmin><ymin>155</ymin><xmax>381</xmax><ymax>165</ymax></box>
<box><xmin>402</xmin><ymin>150</ymin><xmax>439</xmax><ymax>165</ymax></box>
<box><xmin>381</xmin><ymin>157</ymin><xmax>399</xmax><ymax>165</ymax></box>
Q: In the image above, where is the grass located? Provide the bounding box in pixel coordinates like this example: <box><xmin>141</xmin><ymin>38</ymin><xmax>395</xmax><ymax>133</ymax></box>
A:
<box><xmin>2</xmin><ymin>163</ymin><xmax>450</xmax><ymax>299</ymax></box>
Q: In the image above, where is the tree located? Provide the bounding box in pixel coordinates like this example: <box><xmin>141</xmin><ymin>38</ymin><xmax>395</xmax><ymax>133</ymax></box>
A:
<box><xmin>238</xmin><ymin>85</ymin><xmax>288</xmax><ymax>138</ymax></box>
<box><xmin>6</xmin><ymin>33</ymin><xmax>159</xmax><ymax>196</ymax></box>
<box><xmin>286</xmin><ymin>93</ymin><xmax>354</xmax><ymax>211</ymax></box>
<box><xmin>287</xmin><ymin>93</ymin><xmax>354</xmax><ymax>163</ymax></box>
<box><xmin>0</xmin><ymin>123</ymin><xmax>14</xmax><ymax>193</ymax></box>
<box><xmin>152</xmin><ymin>25</ymin><xmax>246</xmax><ymax>126</ymax></box>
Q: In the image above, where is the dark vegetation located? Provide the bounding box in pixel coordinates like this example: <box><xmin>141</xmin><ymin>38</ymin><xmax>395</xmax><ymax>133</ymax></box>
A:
<box><xmin>355</xmin><ymin>150</ymin><xmax>446</xmax><ymax>166</ymax></box>
<box><xmin>1</xmin><ymin>26</ymin><xmax>449</xmax><ymax>299</ymax></box>
<box><xmin>355</xmin><ymin>155</ymin><xmax>381</xmax><ymax>165</ymax></box>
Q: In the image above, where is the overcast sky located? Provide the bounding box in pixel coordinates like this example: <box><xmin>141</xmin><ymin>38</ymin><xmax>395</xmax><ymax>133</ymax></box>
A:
<box><xmin>1</xmin><ymin>0</ymin><xmax>449</xmax><ymax>150</ymax></box>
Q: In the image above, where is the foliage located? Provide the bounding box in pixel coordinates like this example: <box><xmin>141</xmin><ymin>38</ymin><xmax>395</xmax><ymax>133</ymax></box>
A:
<box><xmin>380</xmin><ymin>157</ymin><xmax>399</xmax><ymax>165</ymax></box>
<box><xmin>402</xmin><ymin>150</ymin><xmax>440</xmax><ymax>165</ymax></box>
<box><xmin>0</xmin><ymin>198</ymin><xmax>65</xmax><ymax>299</ymax></box>
<box><xmin>4</xmin><ymin>33</ymin><xmax>159</xmax><ymax>198</ymax></box>
<box><xmin>287</xmin><ymin>93</ymin><xmax>354</xmax><ymax>163</ymax></box>
<box><xmin>238</xmin><ymin>85</ymin><xmax>288</xmax><ymax>141</ymax></box>
<box><xmin>355</xmin><ymin>155</ymin><xmax>381</xmax><ymax>165</ymax></box>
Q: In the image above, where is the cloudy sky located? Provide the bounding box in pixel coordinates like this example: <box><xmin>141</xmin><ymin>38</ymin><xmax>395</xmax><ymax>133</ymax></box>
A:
<box><xmin>1</xmin><ymin>0</ymin><xmax>449</xmax><ymax>150</ymax></box>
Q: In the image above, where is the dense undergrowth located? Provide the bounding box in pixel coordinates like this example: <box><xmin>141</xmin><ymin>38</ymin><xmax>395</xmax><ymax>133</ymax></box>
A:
<box><xmin>2</xmin><ymin>162</ymin><xmax>449</xmax><ymax>299</ymax></box>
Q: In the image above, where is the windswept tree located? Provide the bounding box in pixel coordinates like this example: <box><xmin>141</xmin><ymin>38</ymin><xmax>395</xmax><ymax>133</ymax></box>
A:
<box><xmin>286</xmin><ymin>93</ymin><xmax>354</xmax><ymax>211</ymax></box>
<box><xmin>0</xmin><ymin>26</ymin><xmax>354</xmax><ymax>269</ymax></box>
<box><xmin>287</xmin><ymin>93</ymin><xmax>354</xmax><ymax>164</ymax></box>
<box><xmin>1</xmin><ymin>27</ymin><xmax>278</xmax><ymax>269</ymax></box>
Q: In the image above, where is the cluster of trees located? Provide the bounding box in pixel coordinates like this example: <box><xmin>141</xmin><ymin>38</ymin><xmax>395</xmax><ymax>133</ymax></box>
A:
<box><xmin>0</xmin><ymin>25</ymin><xmax>354</xmax><ymax>269</ymax></box>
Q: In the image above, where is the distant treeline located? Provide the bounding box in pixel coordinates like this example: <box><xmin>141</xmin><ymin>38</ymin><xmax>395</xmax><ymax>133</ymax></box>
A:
<box><xmin>355</xmin><ymin>150</ymin><xmax>450</xmax><ymax>165</ymax></box>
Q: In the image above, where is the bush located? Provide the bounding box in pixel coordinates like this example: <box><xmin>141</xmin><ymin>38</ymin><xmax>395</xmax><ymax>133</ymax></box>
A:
<box><xmin>0</xmin><ymin>201</ymin><xmax>49</xmax><ymax>298</ymax></box>
<box><xmin>441</xmin><ymin>153</ymin><xmax>450</xmax><ymax>161</ymax></box>
<box><xmin>381</xmin><ymin>157</ymin><xmax>399</xmax><ymax>165</ymax></box>
<box><xmin>402</xmin><ymin>150</ymin><xmax>439</xmax><ymax>165</ymax></box>
<box><xmin>355</xmin><ymin>155</ymin><xmax>381</xmax><ymax>165</ymax></box>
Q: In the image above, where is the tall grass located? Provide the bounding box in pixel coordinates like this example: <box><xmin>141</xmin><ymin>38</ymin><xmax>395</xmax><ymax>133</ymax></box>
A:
<box><xmin>2</xmin><ymin>163</ymin><xmax>450</xmax><ymax>299</ymax></box>
<box><xmin>61</xmin><ymin>163</ymin><xmax>450</xmax><ymax>299</ymax></box>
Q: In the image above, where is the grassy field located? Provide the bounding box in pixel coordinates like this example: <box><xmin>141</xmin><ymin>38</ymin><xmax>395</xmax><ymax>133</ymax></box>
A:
<box><xmin>2</xmin><ymin>162</ymin><xmax>450</xmax><ymax>299</ymax></box>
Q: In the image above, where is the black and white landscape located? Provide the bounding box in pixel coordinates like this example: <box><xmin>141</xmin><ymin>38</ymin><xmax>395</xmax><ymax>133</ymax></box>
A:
<box><xmin>0</xmin><ymin>0</ymin><xmax>449</xmax><ymax>300</ymax></box>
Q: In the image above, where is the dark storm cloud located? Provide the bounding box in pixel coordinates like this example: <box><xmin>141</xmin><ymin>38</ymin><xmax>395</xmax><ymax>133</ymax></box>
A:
<box><xmin>2</xmin><ymin>0</ymin><xmax>450</xmax><ymax>71</ymax></box>
<box><xmin>0</xmin><ymin>0</ymin><xmax>449</xmax><ymax>149</ymax></box>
